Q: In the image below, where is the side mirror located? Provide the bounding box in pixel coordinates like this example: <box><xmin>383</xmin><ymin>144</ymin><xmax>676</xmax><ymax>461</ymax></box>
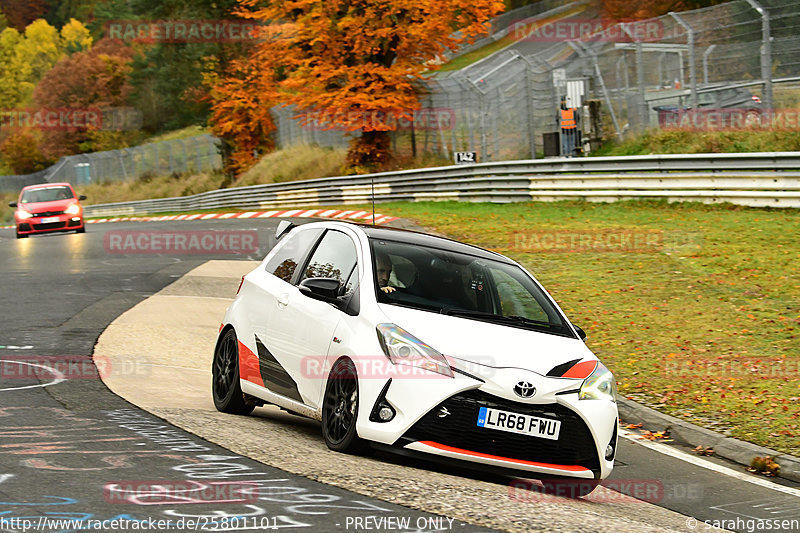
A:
<box><xmin>9</xmin><ymin>201</ymin><xmax>18</xmax><ymax>208</ymax></box>
<box><xmin>299</xmin><ymin>278</ymin><xmax>341</xmax><ymax>303</ymax></box>
<box><xmin>572</xmin><ymin>324</ymin><xmax>587</xmax><ymax>342</ymax></box>
<box><xmin>78</xmin><ymin>195</ymin><xmax>87</xmax><ymax>201</ymax></box>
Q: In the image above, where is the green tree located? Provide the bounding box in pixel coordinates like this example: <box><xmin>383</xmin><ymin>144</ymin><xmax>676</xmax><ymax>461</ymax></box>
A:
<box><xmin>33</xmin><ymin>38</ymin><xmax>135</xmax><ymax>158</ymax></box>
<box><xmin>0</xmin><ymin>18</ymin><xmax>91</xmax><ymax>109</ymax></box>
<box><xmin>0</xmin><ymin>131</ymin><xmax>50</xmax><ymax>173</ymax></box>
<box><xmin>12</xmin><ymin>19</ymin><xmax>65</xmax><ymax>103</ymax></box>
<box><xmin>60</xmin><ymin>17</ymin><xmax>91</xmax><ymax>53</ymax></box>
<box><xmin>125</xmin><ymin>0</ymin><xmax>245</xmax><ymax>132</ymax></box>
<box><xmin>0</xmin><ymin>27</ymin><xmax>24</xmax><ymax>108</ymax></box>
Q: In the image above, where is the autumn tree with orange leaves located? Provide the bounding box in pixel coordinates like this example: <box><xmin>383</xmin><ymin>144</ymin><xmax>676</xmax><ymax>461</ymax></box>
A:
<box><xmin>211</xmin><ymin>0</ymin><xmax>504</xmax><ymax>173</ymax></box>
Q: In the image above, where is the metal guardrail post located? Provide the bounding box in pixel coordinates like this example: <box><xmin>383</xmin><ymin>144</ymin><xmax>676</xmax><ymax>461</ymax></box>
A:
<box><xmin>702</xmin><ymin>44</ymin><xmax>716</xmax><ymax>85</ymax></box>
<box><xmin>621</xmin><ymin>25</ymin><xmax>648</xmax><ymax>131</ymax></box>
<box><xmin>744</xmin><ymin>0</ymin><xmax>773</xmax><ymax>111</ymax></box>
<box><xmin>518</xmin><ymin>55</ymin><xmax>538</xmax><ymax>159</ymax></box>
<box><xmin>571</xmin><ymin>41</ymin><xmax>623</xmax><ymax>142</ymax></box>
<box><xmin>670</xmin><ymin>12</ymin><xmax>698</xmax><ymax>110</ymax></box>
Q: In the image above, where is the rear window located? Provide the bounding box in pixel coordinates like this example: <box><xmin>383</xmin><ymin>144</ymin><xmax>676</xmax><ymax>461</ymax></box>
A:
<box><xmin>265</xmin><ymin>228</ymin><xmax>323</xmax><ymax>283</ymax></box>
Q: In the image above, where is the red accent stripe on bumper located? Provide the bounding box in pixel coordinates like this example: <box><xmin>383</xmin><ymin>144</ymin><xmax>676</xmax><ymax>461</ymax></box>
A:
<box><xmin>416</xmin><ymin>441</ymin><xmax>592</xmax><ymax>473</ymax></box>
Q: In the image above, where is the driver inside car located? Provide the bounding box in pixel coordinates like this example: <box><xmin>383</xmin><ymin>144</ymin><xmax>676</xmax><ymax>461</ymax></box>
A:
<box><xmin>376</xmin><ymin>252</ymin><xmax>397</xmax><ymax>294</ymax></box>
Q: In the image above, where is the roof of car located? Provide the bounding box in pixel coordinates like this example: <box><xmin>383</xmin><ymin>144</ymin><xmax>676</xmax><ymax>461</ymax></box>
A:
<box><xmin>339</xmin><ymin>221</ymin><xmax>514</xmax><ymax>264</ymax></box>
<box><xmin>22</xmin><ymin>182</ymin><xmax>72</xmax><ymax>190</ymax></box>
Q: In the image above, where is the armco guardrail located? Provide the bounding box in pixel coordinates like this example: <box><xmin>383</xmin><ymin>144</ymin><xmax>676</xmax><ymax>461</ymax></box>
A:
<box><xmin>82</xmin><ymin>152</ymin><xmax>800</xmax><ymax>217</ymax></box>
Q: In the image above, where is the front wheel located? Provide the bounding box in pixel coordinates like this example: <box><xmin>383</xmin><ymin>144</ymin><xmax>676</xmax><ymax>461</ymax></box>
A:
<box><xmin>321</xmin><ymin>358</ymin><xmax>369</xmax><ymax>454</ymax></box>
<box><xmin>212</xmin><ymin>328</ymin><xmax>254</xmax><ymax>415</ymax></box>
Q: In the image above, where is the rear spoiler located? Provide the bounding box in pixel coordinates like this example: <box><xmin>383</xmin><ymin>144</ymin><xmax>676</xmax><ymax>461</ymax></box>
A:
<box><xmin>275</xmin><ymin>220</ymin><xmax>296</xmax><ymax>240</ymax></box>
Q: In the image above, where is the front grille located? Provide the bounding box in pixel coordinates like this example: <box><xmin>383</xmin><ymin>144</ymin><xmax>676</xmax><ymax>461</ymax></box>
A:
<box><xmin>32</xmin><ymin>210</ymin><xmax>64</xmax><ymax>217</ymax></box>
<box><xmin>399</xmin><ymin>389</ymin><xmax>600</xmax><ymax>473</ymax></box>
<box><xmin>32</xmin><ymin>222</ymin><xmax>66</xmax><ymax>231</ymax></box>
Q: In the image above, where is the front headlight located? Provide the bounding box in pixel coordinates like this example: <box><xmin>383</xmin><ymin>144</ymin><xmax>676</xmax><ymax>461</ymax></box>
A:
<box><xmin>376</xmin><ymin>323</ymin><xmax>453</xmax><ymax>378</ymax></box>
<box><xmin>65</xmin><ymin>203</ymin><xmax>81</xmax><ymax>215</ymax></box>
<box><xmin>17</xmin><ymin>209</ymin><xmax>32</xmax><ymax>220</ymax></box>
<box><xmin>579</xmin><ymin>362</ymin><xmax>617</xmax><ymax>401</ymax></box>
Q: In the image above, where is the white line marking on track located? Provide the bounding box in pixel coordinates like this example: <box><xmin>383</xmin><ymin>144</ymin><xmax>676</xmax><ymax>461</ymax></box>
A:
<box><xmin>0</xmin><ymin>359</ymin><xmax>66</xmax><ymax>392</ymax></box>
<box><xmin>620</xmin><ymin>429</ymin><xmax>800</xmax><ymax>498</ymax></box>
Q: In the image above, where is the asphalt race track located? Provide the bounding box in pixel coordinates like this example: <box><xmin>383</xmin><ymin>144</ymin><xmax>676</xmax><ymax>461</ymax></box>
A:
<box><xmin>1</xmin><ymin>218</ymin><xmax>799</xmax><ymax>533</ymax></box>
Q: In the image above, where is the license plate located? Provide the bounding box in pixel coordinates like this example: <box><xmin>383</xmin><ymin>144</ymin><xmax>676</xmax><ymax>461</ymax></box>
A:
<box><xmin>41</xmin><ymin>217</ymin><xmax>59</xmax><ymax>223</ymax></box>
<box><xmin>477</xmin><ymin>406</ymin><xmax>561</xmax><ymax>440</ymax></box>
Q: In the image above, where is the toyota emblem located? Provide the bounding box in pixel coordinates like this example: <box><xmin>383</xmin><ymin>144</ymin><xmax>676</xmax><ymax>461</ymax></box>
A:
<box><xmin>514</xmin><ymin>381</ymin><xmax>536</xmax><ymax>398</ymax></box>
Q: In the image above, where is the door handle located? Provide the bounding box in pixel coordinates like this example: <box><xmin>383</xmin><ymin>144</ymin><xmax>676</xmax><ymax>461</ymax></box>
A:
<box><xmin>277</xmin><ymin>293</ymin><xmax>290</xmax><ymax>307</ymax></box>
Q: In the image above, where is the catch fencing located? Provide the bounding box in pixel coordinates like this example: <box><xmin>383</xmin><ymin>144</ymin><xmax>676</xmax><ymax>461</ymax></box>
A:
<box><xmin>1</xmin><ymin>135</ymin><xmax>221</xmax><ymax>193</ymax></box>
<box><xmin>270</xmin><ymin>0</ymin><xmax>800</xmax><ymax>162</ymax></box>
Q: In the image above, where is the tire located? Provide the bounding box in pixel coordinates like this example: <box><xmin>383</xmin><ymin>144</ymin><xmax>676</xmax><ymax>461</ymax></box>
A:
<box><xmin>76</xmin><ymin>226</ymin><xmax>86</xmax><ymax>234</ymax></box>
<box><xmin>540</xmin><ymin>478</ymin><xmax>601</xmax><ymax>498</ymax></box>
<box><xmin>16</xmin><ymin>231</ymin><xmax>27</xmax><ymax>239</ymax></box>
<box><xmin>321</xmin><ymin>358</ymin><xmax>369</xmax><ymax>454</ymax></box>
<box><xmin>212</xmin><ymin>328</ymin><xmax>254</xmax><ymax>415</ymax></box>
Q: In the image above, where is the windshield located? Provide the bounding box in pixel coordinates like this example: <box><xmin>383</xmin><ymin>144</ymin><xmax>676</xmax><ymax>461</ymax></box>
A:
<box><xmin>370</xmin><ymin>238</ymin><xmax>574</xmax><ymax>338</ymax></box>
<box><xmin>21</xmin><ymin>186</ymin><xmax>74</xmax><ymax>203</ymax></box>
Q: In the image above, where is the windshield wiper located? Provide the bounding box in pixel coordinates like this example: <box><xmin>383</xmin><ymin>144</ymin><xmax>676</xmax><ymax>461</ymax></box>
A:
<box><xmin>441</xmin><ymin>308</ymin><xmax>556</xmax><ymax>327</ymax></box>
<box><xmin>507</xmin><ymin>315</ymin><xmax>557</xmax><ymax>328</ymax></box>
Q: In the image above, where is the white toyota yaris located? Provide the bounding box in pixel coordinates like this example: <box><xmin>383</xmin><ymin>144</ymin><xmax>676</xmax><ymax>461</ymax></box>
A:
<box><xmin>213</xmin><ymin>220</ymin><xmax>618</xmax><ymax>491</ymax></box>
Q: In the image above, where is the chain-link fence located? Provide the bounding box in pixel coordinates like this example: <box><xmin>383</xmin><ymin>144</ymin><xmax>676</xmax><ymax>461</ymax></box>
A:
<box><xmin>271</xmin><ymin>0</ymin><xmax>800</xmax><ymax>162</ymax></box>
<box><xmin>0</xmin><ymin>135</ymin><xmax>221</xmax><ymax>193</ymax></box>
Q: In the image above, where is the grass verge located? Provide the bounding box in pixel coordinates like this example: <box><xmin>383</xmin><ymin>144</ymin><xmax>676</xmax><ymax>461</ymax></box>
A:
<box><xmin>594</xmin><ymin>128</ymin><xmax>800</xmax><ymax>156</ymax></box>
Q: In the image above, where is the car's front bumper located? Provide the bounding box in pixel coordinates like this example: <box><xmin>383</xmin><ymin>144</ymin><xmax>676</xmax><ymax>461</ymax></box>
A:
<box><xmin>355</xmin><ymin>366</ymin><xmax>617</xmax><ymax>480</ymax></box>
<box><xmin>16</xmin><ymin>214</ymin><xmax>84</xmax><ymax>235</ymax></box>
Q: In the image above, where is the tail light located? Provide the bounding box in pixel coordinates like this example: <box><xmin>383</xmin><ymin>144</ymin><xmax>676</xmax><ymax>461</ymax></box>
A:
<box><xmin>236</xmin><ymin>276</ymin><xmax>245</xmax><ymax>295</ymax></box>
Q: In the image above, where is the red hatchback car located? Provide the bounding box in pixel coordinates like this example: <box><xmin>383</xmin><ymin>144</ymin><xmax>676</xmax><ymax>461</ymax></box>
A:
<box><xmin>9</xmin><ymin>183</ymin><xmax>87</xmax><ymax>239</ymax></box>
